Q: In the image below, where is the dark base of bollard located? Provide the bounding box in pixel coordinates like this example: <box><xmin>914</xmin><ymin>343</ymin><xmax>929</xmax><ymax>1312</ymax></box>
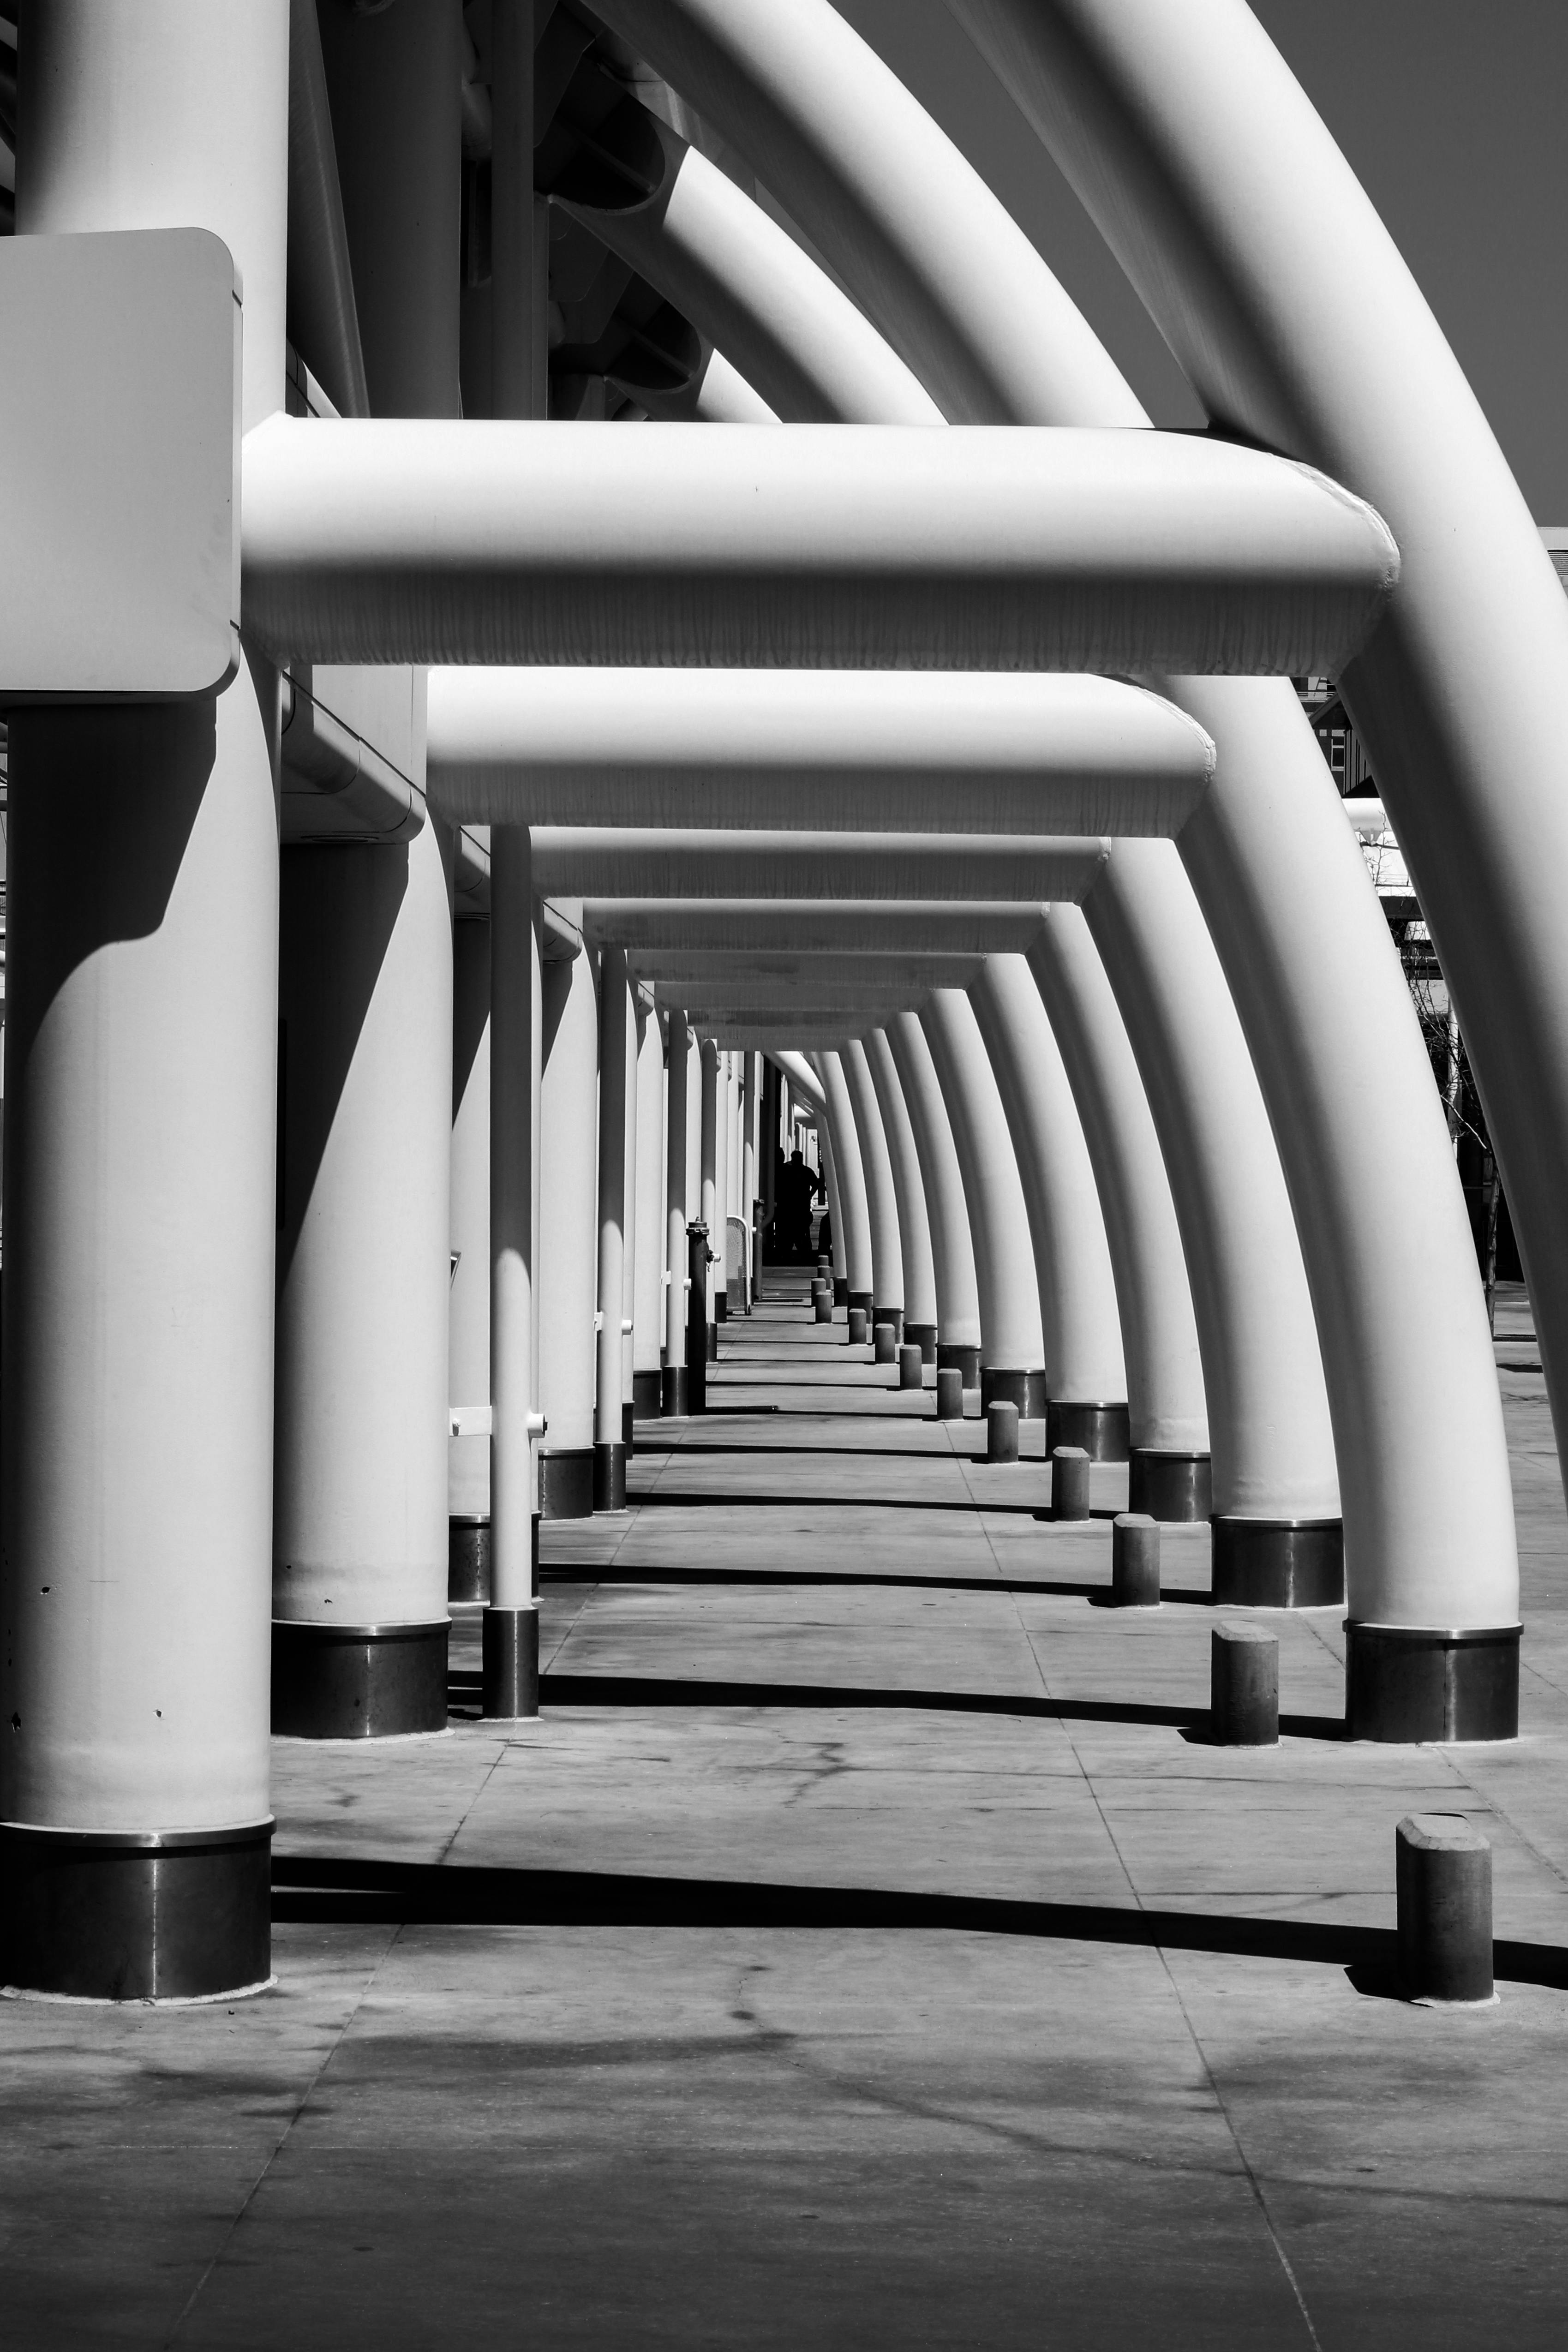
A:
<box><xmin>1347</xmin><ymin>1623</ymin><xmax>1520</xmax><ymax>1742</ymax></box>
<box><xmin>481</xmin><ymin>1605</ymin><xmax>539</xmax><ymax>1720</ymax></box>
<box><xmin>980</xmin><ymin>1366</ymin><xmax>1048</xmax><ymax>1419</ymax></box>
<box><xmin>1047</xmin><ymin>1400</ymin><xmax>1131</xmax><ymax>1462</ymax></box>
<box><xmin>539</xmin><ymin>1448</ymin><xmax>594</xmax><ymax>1520</ymax></box>
<box><xmin>906</xmin><ymin>1323</ymin><xmax>938</xmax><ymax>1365</ymax></box>
<box><xmin>1111</xmin><ymin>1513</ymin><xmax>1161</xmax><ymax>1606</ymax></box>
<box><xmin>448</xmin><ymin>1514</ymin><xmax>491</xmax><ymax>1605</ymax></box>
<box><xmin>1051</xmin><ymin>1445</ymin><xmax>1092</xmax><ymax>1520</ymax></box>
<box><xmin>1211</xmin><ymin>1622</ymin><xmax>1279</xmax><ymax>1745</ymax></box>
<box><xmin>707</xmin><ymin>1322</ymin><xmax>718</xmax><ymax>1361</ymax></box>
<box><xmin>937</xmin><ymin>1341</ymin><xmax>981</xmax><ymax>1386</ymax></box>
<box><xmin>1211</xmin><ymin>1517</ymin><xmax>1344</xmax><ymax>1608</ymax></box>
<box><xmin>622</xmin><ymin>1404</ymin><xmax>635</xmax><ymax>1449</ymax></box>
<box><xmin>1129</xmin><ymin>1450</ymin><xmax>1213</xmax><ymax>1522</ymax></box>
<box><xmin>833</xmin><ymin>1277</ymin><xmax>849</xmax><ymax>1307</ymax></box>
<box><xmin>987</xmin><ymin>1402</ymin><xmax>1020</xmax><ymax>1465</ymax></box>
<box><xmin>633</xmin><ymin>1371</ymin><xmax>662</xmax><ymax>1420</ymax></box>
<box><xmin>715</xmin><ymin>1294</ymin><xmax>728</xmax><ymax>1323</ymax></box>
<box><xmin>660</xmin><ymin>1365</ymin><xmax>689</xmax><ymax>1417</ymax></box>
<box><xmin>1396</xmin><ymin>1813</ymin><xmax>1494</xmax><ymax>2001</ymax></box>
<box><xmin>592</xmin><ymin>1442</ymin><xmax>627</xmax><ymax>1512</ymax></box>
<box><xmin>873</xmin><ymin>1305</ymin><xmax>904</xmax><ymax>1342</ymax></box>
<box><xmin>272</xmin><ymin>1620</ymin><xmax>449</xmax><ymax>1738</ymax></box>
<box><xmin>0</xmin><ymin>1819</ymin><xmax>272</xmax><ymax>2002</ymax></box>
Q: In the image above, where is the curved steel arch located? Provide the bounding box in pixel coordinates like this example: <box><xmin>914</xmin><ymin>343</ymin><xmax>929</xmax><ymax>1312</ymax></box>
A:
<box><xmin>595</xmin><ymin>0</ymin><xmax>1517</xmax><ymax>1729</ymax></box>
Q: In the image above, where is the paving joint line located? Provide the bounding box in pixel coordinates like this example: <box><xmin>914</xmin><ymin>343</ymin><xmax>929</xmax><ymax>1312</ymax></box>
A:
<box><xmin>1005</xmin><ymin>1589</ymin><xmax>1323</xmax><ymax>2350</ymax></box>
<box><xmin>161</xmin><ymin>1935</ymin><xmax>397</xmax><ymax>2348</ymax></box>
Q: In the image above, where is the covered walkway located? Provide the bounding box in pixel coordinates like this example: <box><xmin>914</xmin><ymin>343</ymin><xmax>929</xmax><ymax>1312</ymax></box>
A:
<box><xmin>7</xmin><ymin>1278</ymin><xmax>1568</xmax><ymax>2349</ymax></box>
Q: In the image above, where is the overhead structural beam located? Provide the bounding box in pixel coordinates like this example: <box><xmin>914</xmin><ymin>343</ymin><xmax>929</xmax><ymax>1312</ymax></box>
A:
<box><xmin>654</xmin><ymin>963</ymin><xmax>982</xmax><ymax>1005</ymax></box>
<box><xmin>425</xmin><ymin>667</ymin><xmax>1214</xmax><ymax>835</ymax></box>
<box><xmin>580</xmin><ymin>903</ymin><xmax>1052</xmax><ymax>953</ymax></box>
<box><xmin>533</xmin><ymin>832</ymin><xmax>1107</xmax><ymax>902</ymax></box>
<box><xmin>695</xmin><ymin>1005</ymin><xmax>928</xmax><ymax>1033</ymax></box>
<box><xmin>639</xmin><ymin>955</ymin><xmax>982</xmax><ymax>992</ymax></box>
<box><xmin>239</xmin><ymin>415</ymin><xmax>1397</xmax><ymax>675</ymax></box>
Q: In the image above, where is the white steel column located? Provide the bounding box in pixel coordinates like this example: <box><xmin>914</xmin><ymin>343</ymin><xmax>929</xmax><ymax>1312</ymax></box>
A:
<box><xmin>634</xmin><ymin>998</ymin><xmax>667</xmax><ymax>1418</ymax></box>
<box><xmin>970</xmin><ymin>956</ymin><xmax>1127</xmax><ymax>1455</ymax></box>
<box><xmin>864</xmin><ymin>1030</ymin><xmax>939</xmax><ymax>1361</ymax></box>
<box><xmin>479</xmin><ymin>0</ymin><xmax>546</xmax><ymax>1712</ymax></box>
<box><xmin>820</xmin><ymin>1124</ymin><xmax>849</xmax><ymax>1300</ymax></box>
<box><xmin>700</xmin><ymin>1038</ymin><xmax>721</xmax><ymax>1353</ymax></box>
<box><xmin>814</xmin><ymin>1052</ymin><xmax>874</xmax><ymax>1314</ymax></box>
<box><xmin>594</xmin><ymin>947</ymin><xmax>632</xmax><ymax>1511</ymax></box>
<box><xmin>273</xmin><ymin>823</ymin><xmax>453</xmax><ymax>1729</ymax></box>
<box><xmin>920</xmin><ymin>991</ymin><xmax>1047</xmax><ymax>1418</ymax></box>
<box><xmin>538</xmin><ymin>942</ymin><xmax>599</xmax><ymax>1517</ymax></box>
<box><xmin>483</xmin><ymin>829</ymin><xmax>542</xmax><ymax>1716</ymax></box>
<box><xmin>619</xmin><ymin>983</ymin><xmax>641</xmax><ymax>1444</ymax></box>
<box><xmin>840</xmin><ymin>1039</ymin><xmax>905</xmax><ymax>1341</ymax></box>
<box><xmin>685</xmin><ymin>1022</ymin><xmax>707</xmax><ymax>1404</ymax></box>
<box><xmin>272</xmin><ymin>0</ymin><xmax>459</xmax><ymax>1738</ymax></box>
<box><xmin>1027</xmin><ymin>911</ymin><xmax>1210</xmax><ymax>1520</ymax></box>
<box><xmin>663</xmin><ymin>1009</ymin><xmax>692</xmax><ymax>1414</ymax></box>
<box><xmin>886</xmin><ymin>1012</ymin><xmax>982</xmax><ymax>1383</ymax></box>
<box><xmin>0</xmin><ymin>0</ymin><xmax>287</xmax><ymax>1998</ymax></box>
<box><xmin>449</xmin><ymin>914</ymin><xmax>491</xmax><ymax>1602</ymax></box>
<box><xmin>742</xmin><ymin>1052</ymin><xmax>760</xmax><ymax>1307</ymax></box>
<box><xmin>717</xmin><ymin>1051</ymin><xmax>736</xmax><ymax>1317</ymax></box>
<box><xmin>1085</xmin><ymin>842</ymin><xmax>1342</xmax><ymax>1601</ymax></box>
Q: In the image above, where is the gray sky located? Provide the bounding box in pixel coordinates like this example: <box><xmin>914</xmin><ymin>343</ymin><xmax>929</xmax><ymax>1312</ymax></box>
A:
<box><xmin>838</xmin><ymin>0</ymin><xmax>1568</xmax><ymax>519</ymax></box>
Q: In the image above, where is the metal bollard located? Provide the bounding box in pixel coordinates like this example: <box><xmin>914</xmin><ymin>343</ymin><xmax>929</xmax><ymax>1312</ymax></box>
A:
<box><xmin>1396</xmin><ymin>1815</ymin><xmax>1494</xmax><ymax>2004</ymax></box>
<box><xmin>813</xmin><ymin>1287</ymin><xmax>832</xmax><ymax>1324</ymax></box>
<box><xmin>1051</xmin><ymin>1444</ymin><xmax>1091</xmax><ymax>1520</ymax></box>
<box><xmin>936</xmin><ymin>1365</ymin><xmax>964</xmax><ymax>1419</ymax></box>
<box><xmin>874</xmin><ymin>1321</ymin><xmax>896</xmax><ymax>1365</ymax></box>
<box><xmin>816</xmin><ymin>1255</ymin><xmax>832</xmax><ymax>1280</ymax></box>
<box><xmin>847</xmin><ymin>1306</ymin><xmax>868</xmax><ymax>1345</ymax></box>
<box><xmin>987</xmin><ymin>1400</ymin><xmax>1020</xmax><ymax>1464</ymax></box>
<box><xmin>1111</xmin><ymin>1514</ymin><xmax>1161</xmax><ymax>1606</ymax></box>
<box><xmin>1211</xmin><ymin>1624</ymin><xmax>1279</xmax><ymax>1745</ymax></box>
<box><xmin>898</xmin><ymin>1343</ymin><xmax>924</xmax><ymax>1391</ymax></box>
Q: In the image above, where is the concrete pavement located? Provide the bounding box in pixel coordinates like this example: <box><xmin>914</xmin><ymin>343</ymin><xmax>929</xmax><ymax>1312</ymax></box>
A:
<box><xmin>3</xmin><ymin>1278</ymin><xmax>1567</xmax><ymax>2347</ymax></box>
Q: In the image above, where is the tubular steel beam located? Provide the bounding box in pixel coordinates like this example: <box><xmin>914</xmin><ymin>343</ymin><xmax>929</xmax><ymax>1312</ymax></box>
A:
<box><xmin>240</xmin><ymin>415</ymin><xmax>1396</xmax><ymax>676</ymax></box>
<box><xmin>425</xmin><ymin>667</ymin><xmax>1214</xmax><ymax>836</ymax></box>
<box><xmin>533</xmin><ymin>832</ymin><xmax>1107</xmax><ymax>903</ymax></box>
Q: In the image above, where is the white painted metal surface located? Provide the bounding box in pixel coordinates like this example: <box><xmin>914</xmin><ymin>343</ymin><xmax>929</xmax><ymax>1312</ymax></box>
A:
<box><xmin>970</xmin><ymin>956</ymin><xmax>1125</xmax><ymax>1408</ymax></box>
<box><xmin>240</xmin><ymin>415</ymin><xmax>1397</xmax><ymax>677</ymax></box>
<box><xmin>425</xmin><ymin>666</ymin><xmax>1215</xmax><ymax>838</ymax></box>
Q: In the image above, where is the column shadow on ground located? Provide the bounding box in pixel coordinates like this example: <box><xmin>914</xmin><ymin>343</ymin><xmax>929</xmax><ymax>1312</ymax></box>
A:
<box><xmin>620</xmin><ymin>1490</ymin><xmax>1059</xmax><ymax>1517</ymax></box>
<box><xmin>268</xmin><ymin>1853</ymin><xmax>1568</xmax><ymax>1992</ymax></box>
<box><xmin>446</xmin><ymin>1670</ymin><xmax>1339</xmax><ymax>1739</ymax></box>
<box><xmin>631</xmin><ymin>1441</ymin><xmax>951</xmax><ymax>1461</ymax></box>
<box><xmin>535</xmin><ymin>1565</ymin><xmax>1213</xmax><ymax>1604</ymax></box>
